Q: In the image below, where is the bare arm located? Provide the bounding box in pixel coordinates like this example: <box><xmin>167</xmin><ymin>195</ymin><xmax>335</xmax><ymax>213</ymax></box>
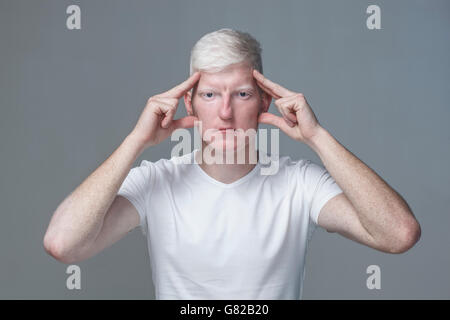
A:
<box><xmin>253</xmin><ymin>70</ymin><xmax>421</xmax><ymax>253</ymax></box>
<box><xmin>43</xmin><ymin>72</ymin><xmax>201</xmax><ymax>264</ymax></box>
<box><xmin>43</xmin><ymin>134</ymin><xmax>145</xmax><ymax>263</ymax></box>
<box><xmin>310</xmin><ymin>127</ymin><xmax>421</xmax><ymax>253</ymax></box>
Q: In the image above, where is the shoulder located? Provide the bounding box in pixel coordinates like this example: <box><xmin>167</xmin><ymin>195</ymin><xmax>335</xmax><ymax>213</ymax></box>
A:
<box><xmin>257</xmin><ymin>152</ymin><xmax>314</xmax><ymax>187</ymax></box>
<box><xmin>274</xmin><ymin>154</ymin><xmax>318</xmax><ymax>177</ymax></box>
<box><xmin>271</xmin><ymin>155</ymin><xmax>329</xmax><ymax>190</ymax></box>
<box><xmin>146</xmin><ymin>150</ymin><xmax>194</xmax><ymax>175</ymax></box>
<box><xmin>276</xmin><ymin>154</ymin><xmax>325</xmax><ymax>176</ymax></box>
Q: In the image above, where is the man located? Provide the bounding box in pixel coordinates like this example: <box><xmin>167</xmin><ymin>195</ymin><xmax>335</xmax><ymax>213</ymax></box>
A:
<box><xmin>43</xmin><ymin>29</ymin><xmax>421</xmax><ymax>299</ymax></box>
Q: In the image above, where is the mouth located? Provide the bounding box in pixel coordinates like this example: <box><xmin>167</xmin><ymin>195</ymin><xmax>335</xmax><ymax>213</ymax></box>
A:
<box><xmin>218</xmin><ymin>127</ymin><xmax>235</xmax><ymax>133</ymax></box>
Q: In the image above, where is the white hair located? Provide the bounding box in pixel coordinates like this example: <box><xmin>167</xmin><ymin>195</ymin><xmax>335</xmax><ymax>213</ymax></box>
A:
<box><xmin>189</xmin><ymin>28</ymin><xmax>263</xmax><ymax>75</ymax></box>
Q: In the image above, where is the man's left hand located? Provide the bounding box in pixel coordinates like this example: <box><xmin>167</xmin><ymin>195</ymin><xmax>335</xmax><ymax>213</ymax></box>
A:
<box><xmin>253</xmin><ymin>69</ymin><xmax>322</xmax><ymax>145</ymax></box>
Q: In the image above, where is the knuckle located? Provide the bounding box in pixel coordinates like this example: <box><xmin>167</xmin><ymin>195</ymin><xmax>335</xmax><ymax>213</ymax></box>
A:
<box><xmin>277</xmin><ymin>100</ymin><xmax>286</xmax><ymax>108</ymax></box>
<box><xmin>148</xmin><ymin>95</ymin><xmax>160</xmax><ymax>104</ymax></box>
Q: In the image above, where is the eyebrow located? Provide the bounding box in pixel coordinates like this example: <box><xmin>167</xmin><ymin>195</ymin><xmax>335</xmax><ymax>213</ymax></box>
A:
<box><xmin>197</xmin><ymin>85</ymin><xmax>255</xmax><ymax>92</ymax></box>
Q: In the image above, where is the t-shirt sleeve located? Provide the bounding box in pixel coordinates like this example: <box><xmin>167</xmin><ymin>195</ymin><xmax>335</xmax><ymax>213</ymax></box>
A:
<box><xmin>302</xmin><ymin>160</ymin><xmax>343</xmax><ymax>227</ymax></box>
<box><xmin>117</xmin><ymin>160</ymin><xmax>154</xmax><ymax>237</ymax></box>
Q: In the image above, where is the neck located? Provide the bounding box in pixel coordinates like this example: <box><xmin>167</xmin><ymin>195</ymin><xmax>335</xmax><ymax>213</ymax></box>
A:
<box><xmin>195</xmin><ymin>143</ymin><xmax>259</xmax><ymax>184</ymax></box>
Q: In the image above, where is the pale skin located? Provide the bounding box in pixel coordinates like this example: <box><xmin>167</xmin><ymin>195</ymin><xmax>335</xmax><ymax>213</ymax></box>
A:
<box><xmin>43</xmin><ymin>71</ymin><xmax>203</xmax><ymax>263</ymax></box>
<box><xmin>183</xmin><ymin>62</ymin><xmax>272</xmax><ymax>183</ymax></box>
<box><xmin>252</xmin><ymin>69</ymin><xmax>421</xmax><ymax>254</ymax></box>
<box><xmin>44</xmin><ymin>63</ymin><xmax>420</xmax><ymax>264</ymax></box>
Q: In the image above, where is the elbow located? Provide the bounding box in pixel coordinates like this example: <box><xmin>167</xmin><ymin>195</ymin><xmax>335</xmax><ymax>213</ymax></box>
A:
<box><xmin>43</xmin><ymin>234</ymin><xmax>81</xmax><ymax>264</ymax></box>
<box><xmin>389</xmin><ymin>219</ymin><xmax>422</xmax><ymax>254</ymax></box>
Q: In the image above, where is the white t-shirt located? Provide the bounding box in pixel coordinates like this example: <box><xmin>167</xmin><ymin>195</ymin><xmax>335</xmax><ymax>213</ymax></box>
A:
<box><xmin>117</xmin><ymin>149</ymin><xmax>343</xmax><ymax>300</ymax></box>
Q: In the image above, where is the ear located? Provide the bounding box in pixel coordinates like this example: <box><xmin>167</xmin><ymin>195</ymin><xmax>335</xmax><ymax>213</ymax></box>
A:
<box><xmin>260</xmin><ymin>91</ymin><xmax>272</xmax><ymax>113</ymax></box>
<box><xmin>184</xmin><ymin>90</ymin><xmax>195</xmax><ymax>116</ymax></box>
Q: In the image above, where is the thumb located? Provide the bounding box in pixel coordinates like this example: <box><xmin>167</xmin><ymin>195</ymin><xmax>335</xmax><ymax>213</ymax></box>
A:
<box><xmin>171</xmin><ymin>115</ymin><xmax>199</xmax><ymax>130</ymax></box>
<box><xmin>258</xmin><ymin>112</ymin><xmax>291</xmax><ymax>132</ymax></box>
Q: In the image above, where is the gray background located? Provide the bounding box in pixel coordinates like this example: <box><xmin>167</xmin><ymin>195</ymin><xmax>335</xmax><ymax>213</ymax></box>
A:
<box><xmin>0</xmin><ymin>0</ymin><xmax>449</xmax><ymax>299</ymax></box>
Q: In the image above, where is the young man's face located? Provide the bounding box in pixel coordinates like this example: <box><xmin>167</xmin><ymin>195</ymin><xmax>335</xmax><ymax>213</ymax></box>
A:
<box><xmin>184</xmin><ymin>62</ymin><xmax>271</xmax><ymax>152</ymax></box>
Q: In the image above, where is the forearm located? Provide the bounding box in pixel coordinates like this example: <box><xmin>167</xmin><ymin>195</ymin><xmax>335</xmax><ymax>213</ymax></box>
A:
<box><xmin>306</xmin><ymin>126</ymin><xmax>419</xmax><ymax>244</ymax></box>
<box><xmin>44</xmin><ymin>133</ymin><xmax>145</xmax><ymax>259</ymax></box>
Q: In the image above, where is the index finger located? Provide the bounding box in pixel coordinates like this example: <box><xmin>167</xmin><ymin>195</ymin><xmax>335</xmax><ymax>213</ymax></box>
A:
<box><xmin>253</xmin><ymin>69</ymin><xmax>293</xmax><ymax>98</ymax></box>
<box><xmin>160</xmin><ymin>72</ymin><xmax>201</xmax><ymax>99</ymax></box>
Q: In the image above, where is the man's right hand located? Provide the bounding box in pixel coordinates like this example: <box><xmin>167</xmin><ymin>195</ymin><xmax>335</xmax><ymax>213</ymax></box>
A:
<box><xmin>130</xmin><ymin>72</ymin><xmax>201</xmax><ymax>150</ymax></box>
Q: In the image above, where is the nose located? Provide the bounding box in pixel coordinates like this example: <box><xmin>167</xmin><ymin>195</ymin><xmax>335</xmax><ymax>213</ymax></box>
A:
<box><xmin>218</xmin><ymin>94</ymin><xmax>233</xmax><ymax>120</ymax></box>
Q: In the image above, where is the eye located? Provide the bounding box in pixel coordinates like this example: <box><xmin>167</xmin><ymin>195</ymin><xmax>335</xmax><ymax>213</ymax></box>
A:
<box><xmin>202</xmin><ymin>92</ymin><xmax>215</xmax><ymax>99</ymax></box>
<box><xmin>238</xmin><ymin>91</ymin><xmax>251</xmax><ymax>99</ymax></box>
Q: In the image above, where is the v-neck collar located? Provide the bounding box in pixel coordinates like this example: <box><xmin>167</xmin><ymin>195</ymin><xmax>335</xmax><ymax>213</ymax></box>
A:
<box><xmin>191</xmin><ymin>149</ymin><xmax>261</xmax><ymax>188</ymax></box>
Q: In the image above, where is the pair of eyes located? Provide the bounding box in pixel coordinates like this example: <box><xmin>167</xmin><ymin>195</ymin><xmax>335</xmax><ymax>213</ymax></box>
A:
<box><xmin>199</xmin><ymin>91</ymin><xmax>252</xmax><ymax>100</ymax></box>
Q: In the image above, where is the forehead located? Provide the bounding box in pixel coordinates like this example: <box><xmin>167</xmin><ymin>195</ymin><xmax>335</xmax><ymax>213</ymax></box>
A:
<box><xmin>197</xmin><ymin>63</ymin><xmax>255</xmax><ymax>89</ymax></box>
